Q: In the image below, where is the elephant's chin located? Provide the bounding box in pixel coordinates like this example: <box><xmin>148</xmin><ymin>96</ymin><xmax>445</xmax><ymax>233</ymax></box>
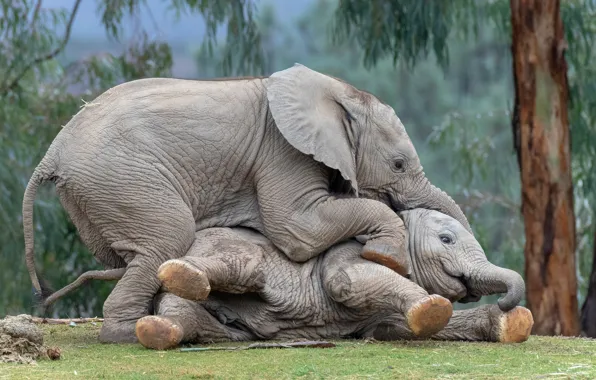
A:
<box><xmin>389</xmin><ymin>194</ymin><xmax>406</xmax><ymax>212</ymax></box>
<box><xmin>431</xmin><ymin>275</ymin><xmax>467</xmax><ymax>303</ymax></box>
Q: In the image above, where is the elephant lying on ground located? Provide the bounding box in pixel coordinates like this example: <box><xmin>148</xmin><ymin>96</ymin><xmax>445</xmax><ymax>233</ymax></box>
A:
<box><xmin>133</xmin><ymin>209</ymin><xmax>531</xmax><ymax>349</ymax></box>
<box><xmin>24</xmin><ymin>64</ymin><xmax>470</xmax><ymax>343</ymax></box>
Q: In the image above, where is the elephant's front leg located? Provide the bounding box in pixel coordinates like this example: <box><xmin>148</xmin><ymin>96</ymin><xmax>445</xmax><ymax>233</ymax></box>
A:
<box><xmin>371</xmin><ymin>304</ymin><xmax>534</xmax><ymax>343</ymax></box>
<box><xmin>258</xmin><ymin>179</ymin><xmax>410</xmax><ymax>277</ymax></box>
<box><xmin>432</xmin><ymin>304</ymin><xmax>534</xmax><ymax>342</ymax></box>
<box><xmin>135</xmin><ymin>293</ymin><xmax>255</xmax><ymax>350</ymax></box>
<box><xmin>322</xmin><ymin>242</ymin><xmax>452</xmax><ymax>338</ymax></box>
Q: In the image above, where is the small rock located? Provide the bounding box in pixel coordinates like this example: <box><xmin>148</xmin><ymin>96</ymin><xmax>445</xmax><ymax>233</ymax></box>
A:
<box><xmin>47</xmin><ymin>347</ymin><xmax>61</xmax><ymax>360</ymax></box>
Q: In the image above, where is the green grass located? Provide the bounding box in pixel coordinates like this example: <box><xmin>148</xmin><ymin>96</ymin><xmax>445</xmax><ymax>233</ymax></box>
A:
<box><xmin>1</xmin><ymin>324</ymin><xmax>595</xmax><ymax>379</ymax></box>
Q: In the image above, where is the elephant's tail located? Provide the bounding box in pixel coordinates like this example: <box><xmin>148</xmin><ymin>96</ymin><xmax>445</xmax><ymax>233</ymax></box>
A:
<box><xmin>22</xmin><ymin>158</ymin><xmax>56</xmax><ymax>300</ymax></box>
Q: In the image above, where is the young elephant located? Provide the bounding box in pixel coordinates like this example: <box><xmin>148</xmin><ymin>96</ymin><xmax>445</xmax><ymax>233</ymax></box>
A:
<box><xmin>23</xmin><ymin>64</ymin><xmax>470</xmax><ymax>342</ymax></box>
<box><xmin>135</xmin><ymin>209</ymin><xmax>529</xmax><ymax>350</ymax></box>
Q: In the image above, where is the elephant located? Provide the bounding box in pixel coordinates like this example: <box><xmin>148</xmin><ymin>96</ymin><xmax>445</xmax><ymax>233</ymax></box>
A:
<box><xmin>131</xmin><ymin>208</ymin><xmax>527</xmax><ymax>349</ymax></box>
<box><xmin>22</xmin><ymin>64</ymin><xmax>471</xmax><ymax>343</ymax></box>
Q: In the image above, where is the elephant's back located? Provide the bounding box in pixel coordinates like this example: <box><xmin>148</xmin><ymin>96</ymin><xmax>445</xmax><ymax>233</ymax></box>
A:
<box><xmin>51</xmin><ymin>77</ymin><xmax>268</xmax><ymax>223</ymax></box>
<box><xmin>55</xmin><ymin>77</ymin><xmax>267</xmax><ymax>178</ymax></box>
<box><xmin>64</xmin><ymin>77</ymin><xmax>266</xmax><ymax>138</ymax></box>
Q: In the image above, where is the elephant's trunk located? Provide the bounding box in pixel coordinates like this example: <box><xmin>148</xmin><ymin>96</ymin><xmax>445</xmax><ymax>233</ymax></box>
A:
<box><xmin>464</xmin><ymin>259</ymin><xmax>525</xmax><ymax>312</ymax></box>
<box><xmin>406</xmin><ymin>178</ymin><xmax>472</xmax><ymax>233</ymax></box>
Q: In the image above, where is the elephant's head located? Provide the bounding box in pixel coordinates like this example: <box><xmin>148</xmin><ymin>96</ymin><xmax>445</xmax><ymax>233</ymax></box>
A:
<box><xmin>265</xmin><ymin>63</ymin><xmax>471</xmax><ymax>232</ymax></box>
<box><xmin>400</xmin><ymin>209</ymin><xmax>525</xmax><ymax>312</ymax></box>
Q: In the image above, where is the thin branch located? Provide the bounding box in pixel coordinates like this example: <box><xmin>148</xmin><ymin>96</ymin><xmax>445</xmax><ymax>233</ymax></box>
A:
<box><xmin>180</xmin><ymin>341</ymin><xmax>336</xmax><ymax>352</ymax></box>
<box><xmin>1</xmin><ymin>0</ymin><xmax>82</xmax><ymax>94</ymax></box>
<box><xmin>31</xmin><ymin>317</ymin><xmax>103</xmax><ymax>325</ymax></box>
<box><xmin>31</xmin><ymin>0</ymin><xmax>43</xmax><ymax>28</ymax></box>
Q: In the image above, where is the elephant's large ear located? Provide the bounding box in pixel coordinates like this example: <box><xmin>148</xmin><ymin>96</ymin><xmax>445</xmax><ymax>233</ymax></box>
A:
<box><xmin>265</xmin><ymin>63</ymin><xmax>360</xmax><ymax>194</ymax></box>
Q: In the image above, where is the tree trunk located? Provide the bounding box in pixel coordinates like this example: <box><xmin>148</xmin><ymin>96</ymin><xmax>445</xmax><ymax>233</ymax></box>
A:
<box><xmin>580</xmin><ymin>227</ymin><xmax>596</xmax><ymax>337</ymax></box>
<box><xmin>510</xmin><ymin>0</ymin><xmax>579</xmax><ymax>336</ymax></box>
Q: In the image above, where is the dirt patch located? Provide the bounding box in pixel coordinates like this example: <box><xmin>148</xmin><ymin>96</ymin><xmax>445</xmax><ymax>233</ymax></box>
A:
<box><xmin>0</xmin><ymin>314</ymin><xmax>60</xmax><ymax>364</ymax></box>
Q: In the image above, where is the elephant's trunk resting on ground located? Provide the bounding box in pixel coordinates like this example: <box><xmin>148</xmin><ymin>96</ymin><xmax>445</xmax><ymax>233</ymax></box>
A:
<box><xmin>23</xmin><ymin>64</ymin><xmax>470</xmax><ymax>342</ymax></box>
<box><xmin>130</xmin><ymin>209</ymin><xmax>531</xmax><ymax>349</ymax></box>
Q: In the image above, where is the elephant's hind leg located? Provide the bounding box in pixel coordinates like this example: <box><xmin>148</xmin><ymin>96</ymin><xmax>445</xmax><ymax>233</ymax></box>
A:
<box><xmin>56</xmin><ymin>188</ymin><xmax>125</xmax><ymax>269</ymax></box>
<box><xmin>135</xmin><ymin>315</ymin><xmax>184</xmax><ymax>350</ymax></box>
<box><xmin>100</xmin><ymin>227</ymin><xmax>196</xmax><ymax>343</ymax></box>
<box><xmin>80</xmin><ymin>186</ymin><xmax>197</xmax><ymax>343</ymax></box>
<box><xmin>136</xmin><ymin>293</ymin><xmax>254</xmax><ymax>350</ymax></box>
<box><xmin>157</xmin><ymin>259</ymin><xmax>211</xmax><ymax>301</ymax></box>
<box><xmin>157</xmin><ymin>236</ymin><xmax>266</xmax><ymax>301</ymax></box>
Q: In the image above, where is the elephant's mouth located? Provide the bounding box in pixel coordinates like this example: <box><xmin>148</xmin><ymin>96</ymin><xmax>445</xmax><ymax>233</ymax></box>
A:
<box><xmin>389</xmin><ymin>194</ymin><xmax>408</xmax><ymax>212</ymax></box>
<box><xmin>454</xmin><ymin>276</ymin><xmax>482</xmax><ymax>304</ymax></box>
<box><xmin>434</xmin><ymin>274</ymin><xmax>467</xmax><ymax>303</ymax></box>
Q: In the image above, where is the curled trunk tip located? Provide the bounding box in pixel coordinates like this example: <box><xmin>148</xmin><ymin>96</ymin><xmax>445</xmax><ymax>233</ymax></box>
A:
<box><xmin>497</xmin><ymin>271</ymin><xmax>526</xmax><ymax>312</ymax></box>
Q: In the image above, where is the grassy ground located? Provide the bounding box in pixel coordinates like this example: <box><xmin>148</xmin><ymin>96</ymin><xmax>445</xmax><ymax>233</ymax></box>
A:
<box><xmin>1</xmin><ymin>324</ymin><xmax>595</xmax><ymax>379</ymax></box>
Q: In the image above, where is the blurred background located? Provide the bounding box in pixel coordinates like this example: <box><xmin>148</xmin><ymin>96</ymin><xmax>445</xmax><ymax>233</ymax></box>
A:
<box><xmin>1</xmin><ymin>0</ymin><xmax>594</xmax><ymax>336</ymax></box>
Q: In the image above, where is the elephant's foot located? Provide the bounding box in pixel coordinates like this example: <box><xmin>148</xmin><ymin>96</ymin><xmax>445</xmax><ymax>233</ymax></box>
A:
<box><xmin>99</xmin><ymin>319</ymin><xmax>139</xmax><ymax>343</ymax></box>
<box><xmin>405</xmin><ymin>295</ymin><xmax>453</xmax><ymax>337</ymax></box>
<box><xmin>135</xmin><ymin>316</ymin><xmax>184</xmax><ymax>350</ymax></box>
<box><xmin>361</xmin><ymin>242</ymin><xmax>410</xmax><ymax>278</ymax></box>
<box><xmin>495</xmin><ymin>306</ymin><xmax>533</xmax><ymax>343</ymax></box>
<box><xmin>157</xmin><ymin>259</ymin><xmax>211</xmax><ymax>301</ymax></box>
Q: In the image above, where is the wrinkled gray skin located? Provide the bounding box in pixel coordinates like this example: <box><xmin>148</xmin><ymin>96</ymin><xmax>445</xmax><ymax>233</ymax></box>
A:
<box><xmin>145</xmin><ymin>209</ymin><xmax>524</xmax><ymax>345</ymax></box>
<box><xmin>23</xmin><ymin>64</ymin><xmax>470</xmax><ymax>343</ymax></box>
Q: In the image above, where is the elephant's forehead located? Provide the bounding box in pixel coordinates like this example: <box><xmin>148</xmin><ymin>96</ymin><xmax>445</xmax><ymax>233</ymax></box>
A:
<box><xmin>428</xmin><ymin>212</ymin><xmax>463</xmax><ymax>231</ymax></box>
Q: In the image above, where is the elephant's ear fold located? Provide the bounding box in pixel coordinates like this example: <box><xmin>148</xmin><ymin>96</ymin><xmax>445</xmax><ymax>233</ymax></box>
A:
<box><xmin>265</xmin><ymin>63</ymin><xmax>359</xmax><ymax>195</ymax></box>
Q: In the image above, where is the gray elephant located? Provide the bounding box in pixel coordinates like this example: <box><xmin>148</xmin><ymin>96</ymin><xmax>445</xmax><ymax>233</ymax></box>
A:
<box><xmin>23</xmin><ymin>64</ymin><xmax>470</xmax><ymax>342</ymax></box>
<box><xmin>132</xmin><ymin>209</ymin><xmax>527</xmax><ymax>350</ymax></box>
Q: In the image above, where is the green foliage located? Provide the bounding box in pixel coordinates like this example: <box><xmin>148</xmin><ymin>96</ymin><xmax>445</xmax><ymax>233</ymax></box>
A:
<box><xmin>564</xmin><ymin>2</ymin><xmax>596</xmax><ymax>296</ymax></box>
<box><xmin>332</xmin><ymin>0</ymin><xmax>465</xmax><ymax>68</ymax></box>
<box><xmin>170</xmin><ymin>0</ymin><xmax>264</xmax><ymax>75</ymax></box>
<box><xmin>331</xmin><ymin>0</ymin><xmax>511</xmax><ymax>70</ymax></box>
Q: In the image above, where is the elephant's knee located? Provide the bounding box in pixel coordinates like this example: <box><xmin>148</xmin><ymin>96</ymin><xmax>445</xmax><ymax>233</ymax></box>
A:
<box><xmin>278</xmin><ymin>239</ymin><xmax>319</xmax><ymax>263</ymax></box>
<box><xmin>275</xmin><ymin>219</ymin><xmax>329</xmax><ymax>263</ymax></box>
<box><xmin>325</xmin><ymin>269</ymin><xmax>355</xmax><ymax>305</ymax></box>
<box><xmin>287</xmin><ymin>247</ymin><xmax>316</xmax><ymax>263</ymax></box>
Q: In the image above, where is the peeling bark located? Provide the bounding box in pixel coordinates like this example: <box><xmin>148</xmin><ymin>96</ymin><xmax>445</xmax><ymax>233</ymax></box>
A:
<box><xmin>510</xmin><ymin>0</ymin><xmax>579</xmax><ymax>336</ymax></box>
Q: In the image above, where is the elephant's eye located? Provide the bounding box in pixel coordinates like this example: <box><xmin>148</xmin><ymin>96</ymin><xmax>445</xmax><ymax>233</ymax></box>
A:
<box><xmin>393</xmin><ymin>158</ymin><xmax>405</xmax><ymax>172</ymax></box>
<box><xmin>440</xmin><ymin>235</ymin><xmax>454</xmax><ymax>244</ymax></box>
